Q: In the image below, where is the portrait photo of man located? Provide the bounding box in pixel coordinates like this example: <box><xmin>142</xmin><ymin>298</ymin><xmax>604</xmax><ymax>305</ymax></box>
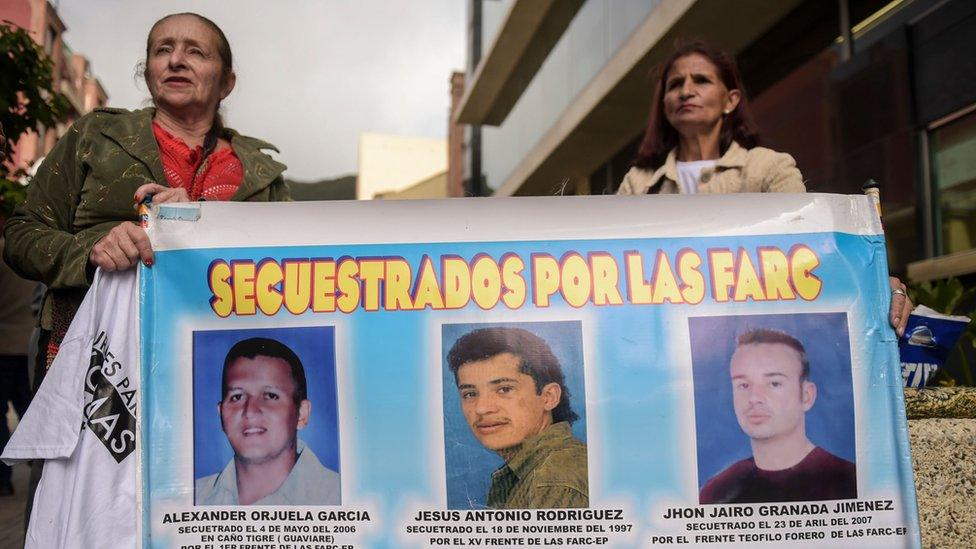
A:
<box><xmin>194</xmin><ymin>330</ymin><xmax>341</xmax><ymax>506</ymax></box>
<box><xmin>443</xmin><ymin>323</ymin><xmax>588</xmax><ymax>510</ymax></box>
<box><xmin>691</xmin><ymin>314</ymin><xmax>857</xmax><ymax>504</ymax></box>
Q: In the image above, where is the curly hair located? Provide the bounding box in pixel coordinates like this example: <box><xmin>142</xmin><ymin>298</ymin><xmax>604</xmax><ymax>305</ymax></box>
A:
<box><xmin>447</xmin><ymin>327</ymin><xmax>579</xmax><ymax>424</ymax></box>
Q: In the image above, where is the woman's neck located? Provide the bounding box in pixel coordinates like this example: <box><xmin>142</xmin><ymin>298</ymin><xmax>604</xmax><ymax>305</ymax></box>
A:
<box><xmin>153</xmin><ymin>107</ymin><xmax>215</xmax><ymax>148</ymax></box>
<box><xmin>676</xmin><ymin>125</ymin><xmax>723</xmax><ymax>162</ymax></box>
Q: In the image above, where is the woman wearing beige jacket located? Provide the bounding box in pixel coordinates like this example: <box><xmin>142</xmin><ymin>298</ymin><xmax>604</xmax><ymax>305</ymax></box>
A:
<box><xmin>617</xmin><ymin>41</ymin><xmax>803</xmax><ymax>196</ymax></box>
<box><xmin>618</xmin><ymin>41</ymin><xmax>911</xmax><ymax>334</ymax></box>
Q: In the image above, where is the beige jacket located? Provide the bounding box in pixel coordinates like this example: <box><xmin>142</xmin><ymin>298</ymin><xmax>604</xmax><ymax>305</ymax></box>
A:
<box><xmin>616</xmin><ymin>141</ymin><xmax>805</xmax><ymax>195</ymax></box>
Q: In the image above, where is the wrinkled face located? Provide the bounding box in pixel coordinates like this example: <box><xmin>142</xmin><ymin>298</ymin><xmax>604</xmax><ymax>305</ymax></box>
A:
<box><xmin>730</xmin><ymin>343</ymin><xmax>814</xmax><ymax>444</ymax></box>
<box><xmin>145</xmin><ymin>15</ymin><xmax>234</xmax><ymax>115</ymax></box>
<box><xmin>662</xmin><ymin>53</ymin><xmax>739</xmax><ymax>137</ymax></box>
<box><xmin>457</xmin><ymin>353</ymin><xmax>559</xmax><ymax>452</ymax></box>
<box><xmin>219</xmin><ymin>355</ymin><xmax>309</xmax><ymax>464</ymax></box>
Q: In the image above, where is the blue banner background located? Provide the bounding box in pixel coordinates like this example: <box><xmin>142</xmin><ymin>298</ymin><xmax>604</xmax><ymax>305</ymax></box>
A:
<box><xmin>140</xmin><ymin>230</ymin><xmax>917</xmax><ymax>547</ymax></box>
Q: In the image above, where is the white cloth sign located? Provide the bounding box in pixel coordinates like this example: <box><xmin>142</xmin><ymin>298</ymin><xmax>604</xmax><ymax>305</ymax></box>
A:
<box><xmin>2</xmin><ymin>270</ymin><xmax>139</xmax><ymax>549</ymax></box>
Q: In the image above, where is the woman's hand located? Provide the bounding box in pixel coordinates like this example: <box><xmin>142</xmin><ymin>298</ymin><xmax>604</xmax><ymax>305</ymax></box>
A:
<box><xmin>889</xmin><ymin>276</ymin><xmax>912</xmax><ymax>338</ymax></box>
<box><xmin>90</xmin><ymin>221</ymin><xmax>154</xmax><ymax>271</ymax></box>
<box><xmin>134</xmin><ymin>183</ymin><xmax>190</xmax><ymax>204</ymax></box>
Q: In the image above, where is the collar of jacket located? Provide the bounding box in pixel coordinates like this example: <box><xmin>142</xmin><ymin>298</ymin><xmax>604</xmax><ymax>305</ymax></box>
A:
<box><xmin>499</xmin><ymin>421</ymin><xmax>574</xmax><ymax>480</ymax></box>
<box><xmin>653</xmin><ymin>140</ymin><xmax>748</xmax><ymax>193</ymax></box>
<box><xmin>97</xmin><ymin>107</ymin><xmax>286</xmax><ymax>199</ymax></box>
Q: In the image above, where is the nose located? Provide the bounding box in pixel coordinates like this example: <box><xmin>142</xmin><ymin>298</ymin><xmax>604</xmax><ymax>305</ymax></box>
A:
<box><xmin>167</xmin><ymin>47</ymin><xmax>187</xmax><ymax>69</ymax></box>
<box><xmin>679</xmin><ymin>78</ymin><xmax>695</xmax><ymax>99</ymax></box>
<box><xmin>473</xmin><ymin>393</ymin><xmax>498</xmax><ymax>416</ymax></box>
<box><xmin>241</xmin><ymin>395</ymin><xmax>261</xmax><ymax>417</ymax></box>
<box><xmin>746</xmin><ymin>385</ymin><xmax>766</xmax><ymax>405</ymax></box>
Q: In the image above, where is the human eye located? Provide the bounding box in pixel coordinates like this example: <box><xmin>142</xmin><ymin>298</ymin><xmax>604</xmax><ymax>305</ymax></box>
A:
<box><xmin>734</xmin><ymin>381</ymin><xmax>748</xmax><ymax>390</ymax></box>
<box><xmin>460</xmin><ymin>389</ymin><xmax>477</xmax><ymax>400</ymax></box>
<box><xmin>666</xmin><ymin>78</ymin><xmax>682</xmax><ymax>90</ymax></box>
<box><xmin>187</xmin><ymin>46</ymin><xmax>205</xmax><ymax>56</ymax></box>
<box><xmin>154</xmin><ymin>44</ymin><xmax>172</xmax><ymax>55</ymax></box>
<box><xmin>497</xmin><ymin>385</ymin><xmax>515</xmax><ymax>395</ymax></box>
<box><xmin>264</xmin><ymin>391</ymin><xmax>280</xmax><ymax>400</ymax></box>
<box><xmin>225</xmin><ymin>391</ymin><xmax>242</xmax><ymax>403</ymax></box>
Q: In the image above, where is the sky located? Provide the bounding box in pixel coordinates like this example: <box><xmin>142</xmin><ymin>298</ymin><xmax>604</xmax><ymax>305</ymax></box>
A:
<box><xmin>56</xmin><ymin>0</ymin><xmax>466</xmax><ymax>181</ymax></box>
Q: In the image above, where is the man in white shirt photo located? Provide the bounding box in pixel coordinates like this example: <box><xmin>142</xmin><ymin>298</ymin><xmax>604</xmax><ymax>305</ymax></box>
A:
<box><xmin>195</xmin><ymin>337</ymin><xmax>340</xmax><ymax>505</ymax></box>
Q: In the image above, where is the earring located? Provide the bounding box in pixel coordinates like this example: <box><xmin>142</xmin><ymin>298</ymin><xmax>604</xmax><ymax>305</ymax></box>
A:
<box><xmin>723</xmin><ymin>109</ymin><xmax>731</xmax><ymax>114</ymax></box>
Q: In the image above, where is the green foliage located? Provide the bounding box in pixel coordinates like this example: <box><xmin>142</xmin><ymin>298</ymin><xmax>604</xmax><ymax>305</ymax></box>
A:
<box><xmin>0</xmin><ymin>176</ymin><xmax>28</xmax><ymax>216</ymax></box>
<box><xmin>908</xmin><ymin>278</ymin><xmax>976</xmax><ymax>386</ymax></box>
<box><xmin>0</xmin><ymin>21</ymin><xmax>69</xmax><ymax>218</ymax></box>
<box><xmin>286</xmin><ymin>175</ymin><xmax>357</xmax><ymax>201</ymax></box>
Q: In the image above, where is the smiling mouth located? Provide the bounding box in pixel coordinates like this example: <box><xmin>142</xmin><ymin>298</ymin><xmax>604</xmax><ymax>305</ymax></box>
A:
<box><xmin>242</xmin><ymin>427</ymin><xmax>266</xmax><ymax>436</ymax></box>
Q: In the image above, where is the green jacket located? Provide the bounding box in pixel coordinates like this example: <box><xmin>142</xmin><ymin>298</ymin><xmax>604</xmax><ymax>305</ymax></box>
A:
<box><xmin>487</xmin><ymin>422</ymin><xmax>589</xmax><ymax>509</ymax></box>
<box><xmin>3</xmin><ymin>107</ymin><xmax>289</xmax><ymax>330</ymax></box>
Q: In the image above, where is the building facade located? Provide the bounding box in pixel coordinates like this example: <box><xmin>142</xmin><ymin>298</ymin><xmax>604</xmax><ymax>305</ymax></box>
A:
<box><xmin>453</xmin><ymin>0</ymin><xmax>976</xmax><ymax>281</ymax></box>
<box><xmin>357</xmin><ymin>133</ymin><xmax>447</xmax><ymax>200</ymax></box>
<box><xmin>447</xmin><ymin>71</ymin><xmax>467</xmax><ymax>198</ymax></box>
<box><xmin>1</xmin><ymin>0</ymin><xmax>108</xmax><ymax>174</ymax></box>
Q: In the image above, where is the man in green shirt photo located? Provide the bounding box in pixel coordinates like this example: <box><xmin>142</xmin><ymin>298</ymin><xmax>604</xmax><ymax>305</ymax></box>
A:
<box><xmin>447</xmin><ymin>327</ymin><xmax>588</xmax><ymax>509</ymax></box>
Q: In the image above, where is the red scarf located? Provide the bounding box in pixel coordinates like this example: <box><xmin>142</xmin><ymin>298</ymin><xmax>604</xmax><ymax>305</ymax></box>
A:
<box><xmin>152</xmin><ymin>121</ymin><xmax>243</xmax><ymax>201</ymax></box>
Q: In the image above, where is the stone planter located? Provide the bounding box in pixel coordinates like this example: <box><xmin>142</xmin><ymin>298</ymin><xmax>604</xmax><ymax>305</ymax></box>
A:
<box><xmin>905</xmin><ymin>387</ymin><xmax>976</xmax><ymax>546</ymax></box>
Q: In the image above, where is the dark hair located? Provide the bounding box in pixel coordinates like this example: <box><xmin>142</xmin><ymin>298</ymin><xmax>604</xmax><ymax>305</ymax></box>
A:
<box><xmin>634</xmin><ymin>40</ymin><xmax>760</xmax><ymax>170</ymax></box>
<box><xmin>736</xmin><ymin>328</ymin><xmax>810</xmax><ymax>380</ymax></box>
<box><xmin>222</xmin><ymin>337</ymin><xmax>308</xmax><ymax>405</ymax></box>
<box><xmin>144</xmin><ymin>12</ymin><xmax>233</xmax><ymax>159</ymax></box>
<box><xmin>447</xmin><ymin>327</ymin><xmax>579</xmax><ymax>424</ymax></box>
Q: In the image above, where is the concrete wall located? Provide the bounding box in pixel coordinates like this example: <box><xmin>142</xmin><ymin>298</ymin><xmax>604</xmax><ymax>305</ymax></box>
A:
<box><xmin>356</xmin><ymin>133</ymin><xmax>447</xmax><ymax>200</ymax></box>
<box><xmin>374</xmin><ymin>171</ymin><xmax>448</xmax><ymax>200</ymax></box>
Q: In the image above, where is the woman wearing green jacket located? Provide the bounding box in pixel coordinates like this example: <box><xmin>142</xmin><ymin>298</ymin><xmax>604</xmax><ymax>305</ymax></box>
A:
<box><xmin>3</xmin><ymin>12</ymin><xmax>289</xmax><ymax>369</ymax></box>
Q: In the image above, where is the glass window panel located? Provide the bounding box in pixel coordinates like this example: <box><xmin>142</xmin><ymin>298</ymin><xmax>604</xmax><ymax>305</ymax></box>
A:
<box><xmin>931</xmin><ymin>109</ymin><xmax>976</xmax><ymax>255</ymax></box>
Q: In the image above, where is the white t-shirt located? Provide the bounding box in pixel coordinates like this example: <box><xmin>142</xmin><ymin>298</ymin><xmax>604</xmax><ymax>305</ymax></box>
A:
<box><xmin>675</xmin><ymin>159</ymin><xmax>718</xmax><ymax>194</ymax></box>
<box><xmin>2</xmin><ymin>270</ymin><xmax>139</xmax><ymax>549</ymax></box>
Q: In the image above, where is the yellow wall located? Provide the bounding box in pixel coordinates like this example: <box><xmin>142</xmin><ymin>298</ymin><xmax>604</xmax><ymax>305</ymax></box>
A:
<box><xmin>356</xmin><ymin>133</ymin><xmax>447</xmax><ymax>200</ymax></box>
<box><xmin>374</xmin><ymin>171</ymin><xmax>448</xmax><ymax>200</ymax></box>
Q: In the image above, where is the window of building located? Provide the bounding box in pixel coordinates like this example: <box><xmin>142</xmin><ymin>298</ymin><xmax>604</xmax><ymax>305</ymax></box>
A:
<box><xmin>45</xmin><ymin>26</ymin><xmax>56</xmax><ymax>55</ymax></box>
<box><xmin>930</xmin><ymin>107</ymin><xmax>976</xmax><ymax>256</ymax></box>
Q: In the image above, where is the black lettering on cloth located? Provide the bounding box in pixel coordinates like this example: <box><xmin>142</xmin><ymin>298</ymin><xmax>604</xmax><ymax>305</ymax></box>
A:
<box><xmin>85</xmin><ymin>348</ymin><xmax>137</xmax><ymax>463</ymax></box>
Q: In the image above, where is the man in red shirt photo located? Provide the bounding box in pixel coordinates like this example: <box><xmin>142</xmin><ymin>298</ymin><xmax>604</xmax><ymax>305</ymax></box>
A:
<box><xmin>699</xmin><ymin>328</ymin><xmax>856</xmax><ymax>504</ymax></box>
